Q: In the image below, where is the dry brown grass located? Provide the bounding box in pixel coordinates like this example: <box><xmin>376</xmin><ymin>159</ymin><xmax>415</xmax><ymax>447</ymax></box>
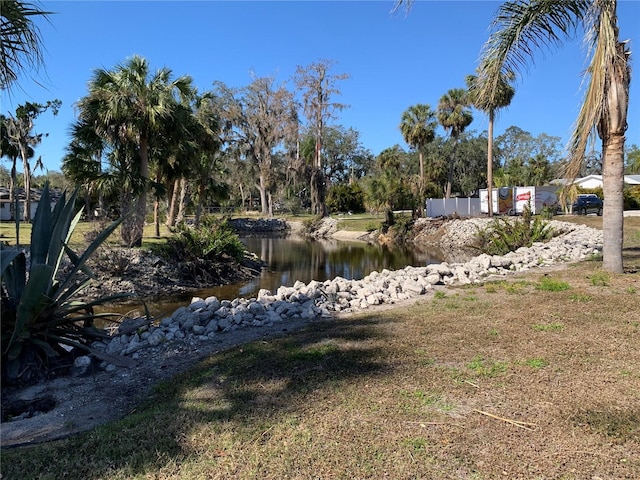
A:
<box><xmin>2</xmin><ymin>216</ymin><xmax>639</xmax><ymax>479</ymax></box>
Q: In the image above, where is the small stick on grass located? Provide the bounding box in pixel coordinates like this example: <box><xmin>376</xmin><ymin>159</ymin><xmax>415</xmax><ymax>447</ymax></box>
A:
<box><xmin>473</xmin><ymin>409</ymin><xmax>537</xmax><ymax>431</ymax></box>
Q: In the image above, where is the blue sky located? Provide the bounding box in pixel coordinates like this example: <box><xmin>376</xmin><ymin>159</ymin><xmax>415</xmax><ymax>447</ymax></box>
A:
<box><xmin>2</xmin><ymin>0</ymin><xmax>639</xmax><ymax>174</ymax></box>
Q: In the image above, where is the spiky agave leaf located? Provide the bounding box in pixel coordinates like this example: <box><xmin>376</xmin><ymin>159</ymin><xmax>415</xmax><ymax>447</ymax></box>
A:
<box><xmin>1</xmin><ymin>182</ymin><xmax>143</xmax><ymax>383</ymax></box>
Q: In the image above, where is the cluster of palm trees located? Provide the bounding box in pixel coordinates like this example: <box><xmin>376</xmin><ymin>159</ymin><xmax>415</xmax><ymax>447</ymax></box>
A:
<box><xmin>61</xmin><ymin>57</ymin><xmax>352</xmax><ymax>246</ymax></box>
<box><xmin>64</xmin><ymin>55</ymin><xmax>206</xmax><ymax>247</ymax></box>
<box><xmin>397</xmin><ymin>0</ymin><xmax>631</xmax><ymax>273</ymax></box>
<box><xmin>400</xmin><ymin>88</ymin><xmax>478</xmax><ymax>203</ymax></box>
<box><xmin>2</xmin><ymin>1</ymin><xmax>633</xmax><ymax>272</ymax></box>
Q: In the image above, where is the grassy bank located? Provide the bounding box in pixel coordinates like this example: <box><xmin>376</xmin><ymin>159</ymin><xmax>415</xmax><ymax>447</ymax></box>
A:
<box><xmin>1</xmin><ymin>218</ymin><xmax>639</xmax><ymax>479</ymax></box>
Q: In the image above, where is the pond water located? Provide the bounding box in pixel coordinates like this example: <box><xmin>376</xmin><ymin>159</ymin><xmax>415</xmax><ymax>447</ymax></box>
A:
<box><xmin>122</xmin><ymin>235</ymin><xmax>445</xmax><ymax>319</ymax></box>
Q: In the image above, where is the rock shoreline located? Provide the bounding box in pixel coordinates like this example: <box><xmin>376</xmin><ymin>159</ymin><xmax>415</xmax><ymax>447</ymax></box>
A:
<box><xmin>84</xmin><ymin>218</ymin><xmax>602</xmax><ymax>372</ymax></box>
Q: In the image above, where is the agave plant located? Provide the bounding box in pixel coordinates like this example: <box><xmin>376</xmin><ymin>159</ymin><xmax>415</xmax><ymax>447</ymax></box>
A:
<box><xmin>1</xmin><ymin>184</ymin><xmax>139</xmax><ymax>385</ymax></box>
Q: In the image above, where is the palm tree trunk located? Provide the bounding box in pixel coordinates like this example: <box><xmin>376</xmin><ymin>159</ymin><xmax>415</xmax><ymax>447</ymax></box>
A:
<box><xmin>602</xmin><ymin>134</ymin><xmax>624</xmax><ymax>273</ymax></box>
<box><xmin>176</xmin><ymin>177</ymin><xmax>187</xmax><ymax>224</ymax></box>
<box><xmin>153</xmin><ymin>171</ymin><xmax>161</xmax><ymax>237</ymax></box>
<box><xmin>132</xmin><ymin>136</ymin><xmax>150</xmax><ymax>247</ymax></box>
<box><xmin>153</xmin><ymin>197</ymin><xmax>160</xmax><ymax>237</ymax></box>
<box><xmin>418</xmin><ymin>150</ymin><xmax>425</xmax><ymax>217</ymax></box>
<box><xmin>487</xmin><ymin>111</ymin><xmax>495</xmax><ymax>217</ymax></box>
<box><xmin>445</xmin><ymin>142</ymin><xmax>458</xmax><ymax>200</ymax></box>
<box><xmin>600</xmin><ymin>33</ymin><xmax>630</xmax><ymax>273</ymax></box>
<box><xmin>166</xmin><ymin>178</ymin><xmax>179</xmax><ymax>227</ymax></box>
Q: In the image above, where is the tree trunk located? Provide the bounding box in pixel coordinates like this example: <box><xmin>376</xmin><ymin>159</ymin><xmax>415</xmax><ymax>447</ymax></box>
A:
<box><xmin>84</xmin><ymin>190</ymin><xmax>92</xmax><ymax>221</ymax></box>
<box><xmin>9</xmin><ymin>158</ymin><xmax>16</xmax><ymax>221</ymax></box>
<box><xmin>153</xmin><ymin>198</ymin><xmax>160</xmax><ymax>237</ymax></box>
<box><xmin>176</xmin><ymin>177</ymin><xmax>187</xmax><ymax>224</ymax></box>
<box><xmin>130</xmin><ymin>136</ymin><xmax>150</xmax><ymax>247</ymax></box>
<box><xmin>418</xmin><ymin>150</ymin><xmax>425</xmax><ymax>217</ymax></box>
<box><xmin>313</xmin><ymin>132</ymin><xmax>328</xmax><ymax>217</ymax></box>
<box><xmin>166</xmin><ymin>178</ymin><xmax>179</xmax><ymax>227</ymax></box>
<box><xmin>194</xmin><ymin>183</ymin><xmax>205</xmax><ymax>227</ymax></box>
<box><xmin>19</xmin><ymin>144</ymin><xmax>31</xmax><ymax>222</ymax></box>
<box><xmin>310</xmin><ymin>167</ymin><xmax>327</xmax><ymax>217</ymax></box>
<box><xmin>445</xmin><ymin>153</ymin><xmax>454</xmax><ymax>200</ymax></box>
<box><xmin>239</xmin><ymin>183</ymin><xmax>246</xmax><ymax>212</ymax></box>
<box><xmin>601</xmin><ymin>134</ymin><xmax>625</xmax><ymax>273</ymax></box>
<box><xmin>120</xmin><ymin>191</ymin><xmax>135</xmax><ymax>246</ymax></box>
<box><xmin>599</xmin><ymin>33</ymin><xmax>630</xmax><ymax>273</ymax></box>
<box><xmin>259</xmin><ymin>174</ymin><xmax>268</xmax><ymax>216</ymax></box>
<box><xmin>153</xmin><ymin>171</ymin><xmax>161</xmax><ymax>237</ymax></box>
<box><xmin>487</xmin><ymin>111</ymin><xmax>495</xmax><ymax>217</ymax></box>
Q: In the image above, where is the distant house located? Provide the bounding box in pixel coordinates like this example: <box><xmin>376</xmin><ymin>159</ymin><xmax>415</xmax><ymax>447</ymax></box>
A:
<box><xmin>0</xmin><ymin>187</ymin><xmax>61</xmax><ymax>221</ymax></box>
<box><xmin>551</xmin><ymin>175</ymin><xmax>640</xmax><ymax>189</ymax></box>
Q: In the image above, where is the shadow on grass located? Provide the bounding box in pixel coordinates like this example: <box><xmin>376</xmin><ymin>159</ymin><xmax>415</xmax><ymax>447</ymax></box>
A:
<box><xmin>2</xmin><ymin>314</ymin><xmax>392</xmax><ymax>479</ymax></box>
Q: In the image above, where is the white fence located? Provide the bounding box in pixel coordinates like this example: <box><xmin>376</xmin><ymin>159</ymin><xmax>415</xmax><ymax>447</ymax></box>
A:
<box><xmin>425</xmin><ymin>197</ymin><xmax>481</xmax><ymax>218</ymax></box>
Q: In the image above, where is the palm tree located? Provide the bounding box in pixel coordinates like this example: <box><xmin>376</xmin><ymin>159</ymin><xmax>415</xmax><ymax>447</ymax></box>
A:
<box><xmin>0</xmin><ymin>0</ymin><xmax>51</xmax><ymax>91</ymax></box>
<box><xmin>62</xmin><ymin>119</ymin><xmax>106</xmax><ymax>220</ymax></box>
<box><xmin>77</xmin><ymin>55</ymin><xmax>193</xmax><ymax>246</ymax></box>
<box><xmin>437</xmin><ymin>88</ymin><xmax>473</xmax><ymax>199</ymax></box>
<box><xmin>475</xmin><ymin>0</ymin><xmax>631</xmax><ymax>273</ymax></box>
<box><xmin>466</xmin><ymin>71</ymin><xmax>515</xmax><ymax>216</ymax></box>
<box><xmin>399</xmin><ymin>104</ymin><xmax>437</xmax><ymax>208</ymax></box>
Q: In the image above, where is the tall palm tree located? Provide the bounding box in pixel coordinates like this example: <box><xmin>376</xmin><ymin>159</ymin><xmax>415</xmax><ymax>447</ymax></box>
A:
<box><xmin>62</xmin><ymin>120</ymin><xmax>104</xmax><ymax>220</ymax></box>
<box><xmin>466</xmin><ymin>71</ymin><xmax>515</xmax><ymax>216</ymax></box>
<box><xmin>437</xmin><ymin>88</ymin><xmax>473</xmax><ymax>199</ymax></box>
<box><xmin>77</xmin><ymin>55</ymin><xmax>193</xmax><ymax>246</ymax></box>
<box><xmin>475</xmin><ymin>0</ymin><xmax>631</xmax><ymax>273</ymax></box>
<box><xmin>399</xmin><ymin>104</ymin><xmax>437</xmax><ymax>207</ymax></box>
<box><xmin>0</xmin><ymin>0</ymin><xmax>51</xmax><ymax>91</ymax></box>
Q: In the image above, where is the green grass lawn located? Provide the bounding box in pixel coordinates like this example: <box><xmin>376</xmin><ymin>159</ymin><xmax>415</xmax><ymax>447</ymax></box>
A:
<box><xmin>1</xmin><ymin>216</ymin><xmax>639</xmax><ymax>478</ymax></box>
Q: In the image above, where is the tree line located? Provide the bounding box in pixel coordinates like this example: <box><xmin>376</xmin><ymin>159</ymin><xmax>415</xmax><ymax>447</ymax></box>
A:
<box><xmin>1</xmin><ymin>0</ymin><xmax>636</xmax><ymax>272</ymax></box>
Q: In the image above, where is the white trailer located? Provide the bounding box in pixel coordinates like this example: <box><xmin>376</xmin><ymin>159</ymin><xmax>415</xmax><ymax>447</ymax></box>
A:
<box><xmin>480</xmin><ymin>186</ymin><xmax>560</xmax><ymax>215</ymax></box>
<box><xmin>479</xmin><ymin>187</ymin><xmax>516</xmax><ymax>215</ymax></box>
<box><xmin>513</xmin><ymin>186</ymin><xmax>560</xmax><ymax>214</ymax></box>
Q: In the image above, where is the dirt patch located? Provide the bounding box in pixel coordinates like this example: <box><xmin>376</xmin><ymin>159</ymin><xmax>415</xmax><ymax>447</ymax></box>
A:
<box><xmin>0</xmin><ymin>313</ymin><xmax>335</xmax><ymax>448</ymax></box>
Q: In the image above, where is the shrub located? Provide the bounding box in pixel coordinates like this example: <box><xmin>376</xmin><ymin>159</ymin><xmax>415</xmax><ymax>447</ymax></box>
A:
<box><xmin>473</xmin><ymin>204</ymin><xmax>555</xmax><ymax>256</ymax></box>
<box><xmin>1</xmin><ymin>185</ymin><xmax>137</xmax><ymax>386</ymax></box>
<box><xmin>326</xmin><ymin>183</ymin><xmax>366</xmax><ymax>214</ymax></box>
<box><xmin>150</xmin><ymin>216</ymin><xmax>246</xmax><ymax>283</ymax></box>
<box><xmin>623</xmin><ymin>186</ymin><xmax>640</xmax><ymax>210</ymax></box>
<box><xmin>153</xmin><ymin>216</ymin><xmax>245</xmax><ymax>264</ymax></box>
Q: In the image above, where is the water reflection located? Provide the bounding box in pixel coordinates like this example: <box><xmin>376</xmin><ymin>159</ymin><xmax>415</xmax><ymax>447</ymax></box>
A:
<box><xmin>111</xmin><ymin>236</ymin><xmax>445</xmax><ymax>319</ymax></box>
<box><xmin>191</xmin><ymin>236</ymin><xmax>444</xmax><ymax>302</ymax></box>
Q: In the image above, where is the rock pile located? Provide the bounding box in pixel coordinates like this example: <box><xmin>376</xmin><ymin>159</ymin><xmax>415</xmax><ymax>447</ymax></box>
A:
<box><xmin>227</xmin><ymin>218</ymin><xmax>289</xmax><ymax>234</ymax></box>
<box><xmin>87</xmin><ymin>219</ymin><xmax>603</xmax><ymax>370</ymax></box>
